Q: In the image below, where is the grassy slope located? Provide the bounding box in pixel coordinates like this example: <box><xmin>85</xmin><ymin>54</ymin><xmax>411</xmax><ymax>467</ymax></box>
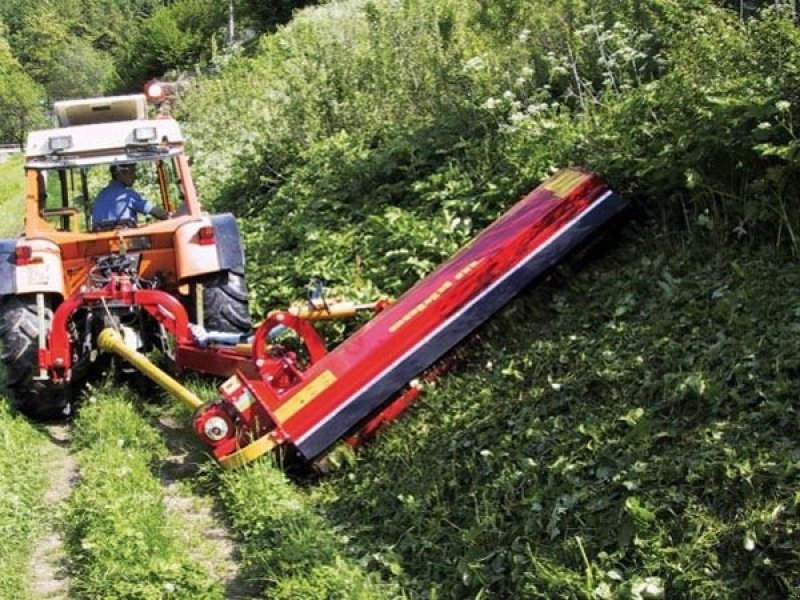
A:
<box><xmin>0</xmin><ymin>154</ymin><xmax>25</xmax><ymax>237</ymax></box>
<box><xmin>313</xmin><ymin>222</ymin><xmax>800</xmax><ymax>598</ymax></box>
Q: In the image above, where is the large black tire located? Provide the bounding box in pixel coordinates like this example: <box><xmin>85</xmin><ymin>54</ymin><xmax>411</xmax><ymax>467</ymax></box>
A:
<box><xmin>0</xmin><ymin>295</ymin><xmax>72</xmax><ymax>420</ymax></box>
<box><xmin>200</xmin><ymin>268</ymin><xmax>252</xmax><ymax>334</ymax></box>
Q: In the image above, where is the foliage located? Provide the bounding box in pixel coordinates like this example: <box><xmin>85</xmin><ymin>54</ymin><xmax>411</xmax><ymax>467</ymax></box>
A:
<box><xmin>314</xmin><ymin>226</ymin><xmax>800</xmax><ymax>598</ymax></box>
<box><xmin>117</xmin><ymin>0</ymin><xmax>227</xmax><ymax>88</ymax></box>
<box><xmin>45</xmin><ymin>39</ymin><xmax>117</xmax><ymax>100</ymax></box>
<box><xmin>0</xmin><ymin>401</ymin><xmax>49</xmax><ymax>600</ymax></box>
<box><xmin>65</xmin><ymin>392</ymin><xmax>223</xmax><ymax>599</ymax></box>
<box><xmin>8</xmin><ymin>3</ymin><xmax>120</xmax><ymax>100</ymax></box>
<box><xmin>0</xmin><ymin>29</ymin><xmax>46</xmax><ymax>144</ymax></box>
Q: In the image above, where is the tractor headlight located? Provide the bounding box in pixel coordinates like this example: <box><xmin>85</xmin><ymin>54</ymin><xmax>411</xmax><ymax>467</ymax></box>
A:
<box><xmin>134</xmin><ymin>126</ymin><xmax>157</xmax><ymax>142</ymax></box>
<box><xmin>48</xmin><ymin>135</ymin><xmax>73</xmax><ymax>152</ymax></box>
<box><xmin>203</xmin><ymin>416</ymin><xmax>230</xmax><ymax>441</ymax></box>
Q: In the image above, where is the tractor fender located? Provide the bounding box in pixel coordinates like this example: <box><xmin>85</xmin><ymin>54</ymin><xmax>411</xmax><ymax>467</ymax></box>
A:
<box><xmin>173</xmin><ymin>213</ymin><xmax>245</xmax><ymax>280</ymax></box>
<box><xmin>0</xmin><ymin>238</ymin><xmax>65</xmax><ymax>297</ymax></box>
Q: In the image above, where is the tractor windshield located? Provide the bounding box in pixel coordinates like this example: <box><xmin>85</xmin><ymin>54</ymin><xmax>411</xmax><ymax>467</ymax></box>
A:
<box><xmin>33</xmin><ymin>157</ymin><xmax>189</xmax><ymax>233</ymax></box>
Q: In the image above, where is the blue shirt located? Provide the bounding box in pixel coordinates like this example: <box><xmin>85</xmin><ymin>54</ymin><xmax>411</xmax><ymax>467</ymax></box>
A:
<box><xmin>92</xmin><ymin>180</ymin><xmax>154</xmax><ymax>228</ymax></box>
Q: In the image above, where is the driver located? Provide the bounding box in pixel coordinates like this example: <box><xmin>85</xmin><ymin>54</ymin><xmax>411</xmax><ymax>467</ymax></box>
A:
<box><xmin>92</xmin><ymin>163</ymin><xmax>169</xmax><ymax>230</ymax></box>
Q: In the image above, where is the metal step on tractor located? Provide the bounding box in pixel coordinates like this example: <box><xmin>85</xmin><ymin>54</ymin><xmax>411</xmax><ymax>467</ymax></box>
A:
<box><xmin>0</xmin><ymin>86</ymin><xmax>628</xmax><ymax>469</ymax></box>
<box><xmin>0</xmin><ymin>84</ymin><xmax>251</xmax><ymax>419</ymax></box>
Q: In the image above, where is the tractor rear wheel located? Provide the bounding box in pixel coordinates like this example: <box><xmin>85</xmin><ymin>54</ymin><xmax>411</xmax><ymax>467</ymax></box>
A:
<box><xmin>0</xmin><ymin>295</ymin><xmax>72</xmax><ymax>420</ymax></box>
<box><xmin>200</xmin><ymin>268</ymin><xmax>252</xmax><ymax>334</ymax></box>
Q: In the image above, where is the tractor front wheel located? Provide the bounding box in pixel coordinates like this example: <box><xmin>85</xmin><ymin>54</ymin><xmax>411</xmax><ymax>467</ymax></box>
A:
<box><xmin>0</xmin><ymin>295</ymin><xmax>72</xmax><ymax>420</ymax></box>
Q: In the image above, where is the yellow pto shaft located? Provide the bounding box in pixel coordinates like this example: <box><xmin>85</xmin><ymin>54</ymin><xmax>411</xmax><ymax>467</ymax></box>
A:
<box><xmin>97</xmin><ymin>328</ymin><xmax>204</xmax><ymax>410</ymax></box>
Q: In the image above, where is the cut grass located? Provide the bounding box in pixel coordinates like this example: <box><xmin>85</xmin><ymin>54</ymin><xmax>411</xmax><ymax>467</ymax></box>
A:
<box><xmin>0</xmin><ymin>154</ymin><xmax>25</xmax><ymax>238</ymax></box>
<box><xmin>64</xmin><ymin>390</ymin><xmax>224</xmax><ymax>599</ymax></box>
<box><xmin>312</xmin><ymin>224</ymin><xmax>800</xmax><ymax>599</ymax></box>
<box><xmin>0</xmin><ymin>400</ymin><xmax>50</xmax><ymax>600</ymax></box>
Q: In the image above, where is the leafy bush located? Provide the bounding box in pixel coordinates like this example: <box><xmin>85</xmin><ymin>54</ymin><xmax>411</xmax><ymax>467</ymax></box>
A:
<box><xmin>116</xmin><ymin>0</ymin><xmax>227</xmax><ymax>87</ymax></box>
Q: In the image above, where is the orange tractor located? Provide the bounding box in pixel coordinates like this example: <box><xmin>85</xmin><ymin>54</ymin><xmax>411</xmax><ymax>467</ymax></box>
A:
<box><xmin>0</xmin><ymin>89</ymin><xmax>251</xmax><ymax>418</ymax></box>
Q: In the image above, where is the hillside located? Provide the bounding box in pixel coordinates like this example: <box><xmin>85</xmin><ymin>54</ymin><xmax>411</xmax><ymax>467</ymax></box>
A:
<box><xmin>1</xmin><ymin>0</ymin><xmax>799</xmax><ymax>598</ymax></box>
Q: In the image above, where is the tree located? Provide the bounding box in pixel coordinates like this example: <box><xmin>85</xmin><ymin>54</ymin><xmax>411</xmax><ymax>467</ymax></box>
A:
<box><xmin>117</xmin><ymin>0</ymin><xmax>227</xmax><ymax>88</ymax></box>
<box><xmin>0</xmin><ymin>29</ymin><xmax>46</xmax><ymax>146</ymax></box>
<box><xmin>46</xmin><ymin>40</ymin><xmax>117</xmax><ymax>100</ymax></box>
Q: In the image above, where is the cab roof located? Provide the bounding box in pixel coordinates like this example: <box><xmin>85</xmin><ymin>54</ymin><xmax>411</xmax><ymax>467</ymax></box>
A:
<box><xmin>25</xmin><ymin>94</ymin><xmax>185</xmax><ymax>169</ymax></box>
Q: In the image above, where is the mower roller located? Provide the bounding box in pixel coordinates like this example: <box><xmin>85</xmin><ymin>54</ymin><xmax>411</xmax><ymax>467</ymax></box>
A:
<box><xmin>91</xmin><ymin>167</ymin><xmax>627</xmax><ymax>468</ymax></box>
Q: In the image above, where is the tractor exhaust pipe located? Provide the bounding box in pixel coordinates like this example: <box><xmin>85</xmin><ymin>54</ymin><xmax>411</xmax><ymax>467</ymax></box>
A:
<box><xmin>97</xmin><ymin>328</ymin><xmax>204</xmax><ymax>410</ymax></box>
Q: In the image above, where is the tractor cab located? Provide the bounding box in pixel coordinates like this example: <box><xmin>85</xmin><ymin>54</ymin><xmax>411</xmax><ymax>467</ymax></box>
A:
<box><xmin>24</xmin><ymin>93</ymin><xmax>200</xmax><ymax>236</ymax></box>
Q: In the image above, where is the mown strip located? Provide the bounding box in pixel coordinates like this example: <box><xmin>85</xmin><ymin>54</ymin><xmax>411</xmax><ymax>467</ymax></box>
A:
<box><xmin>207</xmin><ymin>459</ymin><xmax>403</xmax><ymax>599</ymax></box>
<box><xmin>64</xmin><ymin>391</ymin><xmax>223</xmax><ymax>599</ymax></box>
<box><xmin>0</xmin><ymin>401</ymin><xmax>49</xmax><ymax>600</ymax></box>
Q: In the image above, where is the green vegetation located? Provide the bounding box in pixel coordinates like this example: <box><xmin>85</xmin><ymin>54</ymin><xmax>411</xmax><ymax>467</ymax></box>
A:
<box><xmin>65</xmin><ymin>391</ymin><xmax>223</xmax><ymax>599</ymax></box>
<box><xmin>0</xmin><ymin>154</ymin><xmax>25</xmax><ymax>237</ymax></box>
<box><xmin>0</xmin><ymin>0</ymin><xmax>314</xmax><ymax>116</ymax></box>
<box><xmin>177</xmin><ymin>0</ymin><xmax>800</xmax><ymax>596</ymax></box>
<box><xmin>0</xmin><ymin>28</ymin><xmax>46</xmax><ymax>146</ymax></box>
<box><xmin>313</xmin><ymin>226</ymin><xmax>800</xmax><ymax>598</ymax></box>
<box><xmin>205</xmin><ymin>459</ymin><xmax>400</xmax><ymax>599</ymax></box>
<box><xmin>0</xmin><ymin>402</ymin><xmax>49</xmax><ymax>600</ymax></box>
<box><xmin>0</xmin><ymin>0</ymin><xmax>798</xmax><ymax>598</ymax></box>
<box><xmin>181</xmin><ymin>0</ymin><xmax>800</xmax><ymax>312</ymax></box>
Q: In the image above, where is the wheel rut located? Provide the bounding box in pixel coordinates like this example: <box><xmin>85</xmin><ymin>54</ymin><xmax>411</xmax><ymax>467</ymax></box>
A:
<box><xmin>157</xmin><ymin>415</ymin><xmax>262</xmax><ymax>599</ymax></box>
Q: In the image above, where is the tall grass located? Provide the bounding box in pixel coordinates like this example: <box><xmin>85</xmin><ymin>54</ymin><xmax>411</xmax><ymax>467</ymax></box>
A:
<box><xmin>0</xmin><ymin>401</ymin><xmax>49</xmax><ymax>600</ymax></box>
<box><xmin>202</xmin><ymin>459</ymin><xmax>402</xmax><ymax>599</ymax></box>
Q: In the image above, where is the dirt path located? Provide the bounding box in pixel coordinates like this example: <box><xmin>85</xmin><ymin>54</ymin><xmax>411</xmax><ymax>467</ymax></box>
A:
<box><xmin>29</xmin><ymin>425</ymin><xmax>77</xmax><ymax>600</ymax></box>
<box><xmin>157</xmin><ymin>416</ymin><xmax>261</xmax><ymax>599</ymax></box>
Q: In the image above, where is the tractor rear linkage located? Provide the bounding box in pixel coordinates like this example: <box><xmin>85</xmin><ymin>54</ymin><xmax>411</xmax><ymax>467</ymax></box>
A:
<box><xmin>38</xmin><ymin>168</ymin><xmax>627</xmax><ymax>469</ymax></box>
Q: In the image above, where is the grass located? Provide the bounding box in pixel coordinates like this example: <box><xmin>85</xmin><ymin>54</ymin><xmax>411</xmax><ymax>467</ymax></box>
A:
<box><xmin>0</xmin><ymin>400</ymin><xmax>49</xmax><ymax>600</ymax></box>
<box><xmin>311</xmin><ymin>221</ymin><xmax>800</xmax><ymax>599</ymax></box>
<box><xmin>64</xmin><ymin>389</ymin><xmax>224</xmax><ymax>599</ymax></box>
<box><xmin>0</xmin><ymin>154</ymin><xmax>25</xmax><ymax>238</ymax></box>
<box><xmin>196</xmin><ymin>456</ymin><xmax>403</xmax><ymax>599</ymax></box>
